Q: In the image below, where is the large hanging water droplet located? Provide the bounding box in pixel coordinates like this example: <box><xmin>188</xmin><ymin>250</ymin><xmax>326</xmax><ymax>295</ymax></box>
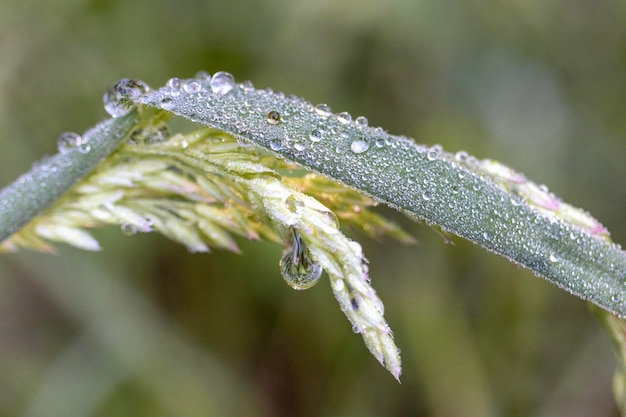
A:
<box><xmin>210</xmin><ymin>71</ymin><xmax>235</xmax><ymax>95</ymax></box>
<box><xmin>350</xmin><ymin>139</ymin><xmax>369</xmax><ymax>154</ymax></box>
<box><xmin>103</xmin><ymin>78</ymin><xmax>150</xmax><ymax>117</ymax></box>
<box><xmin>57</xmin><ymin>132</ymin><xmax>82</xmax><ymax>154</ymax></box>
<box><xmin>280</xmin><ymin>229</ymin><xmax>323</xmax><ymax>290</ymax></box>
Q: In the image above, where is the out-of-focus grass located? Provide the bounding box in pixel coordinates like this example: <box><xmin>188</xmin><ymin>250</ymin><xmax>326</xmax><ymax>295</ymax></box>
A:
<box><xmin>1</xmin><ymin>0</ymin><xmax>625</xmax><ymax>416</ymax></box>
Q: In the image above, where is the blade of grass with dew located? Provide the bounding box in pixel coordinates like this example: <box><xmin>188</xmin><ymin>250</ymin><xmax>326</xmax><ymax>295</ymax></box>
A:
<box><xmin>135</xmin><ymin>72</ymin><xmax>626</xmax><ymax>317</ymax></box>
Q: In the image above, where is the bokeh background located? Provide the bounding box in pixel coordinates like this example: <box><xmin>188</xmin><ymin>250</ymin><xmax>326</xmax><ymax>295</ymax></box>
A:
<box><xmin>1</xmin><ymin>0</ymin><xmax>626</xmax><ymax>416</ymax></box>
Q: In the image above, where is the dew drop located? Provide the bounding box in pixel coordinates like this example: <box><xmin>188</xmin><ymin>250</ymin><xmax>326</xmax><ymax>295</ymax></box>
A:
<box><xmin>280</xmin><ymin>229</ymin><xmax>323</xmax><ymax>290</ymax></box>
<box><xmin>266</xmin><ymin>110</ymin><xmax>281</xmax><ymax>125</ymax></box>
<box><xmin>309</xmin><ymin>129</ymin><xmax>322</xmax><ymax>142</ymax></box>
<box><xmin>355</xmin><ymin>116</ymin><xmax>368</xmax><ymax>127</ymax></box>
<box><xmin>166</xmin><ymin>77</ymin><xmax>182</xmax><ymax>96</ymax></box>
<box><xmin>285</xmin><ymin>195</ymin><xmax>305</xmax><ymax>213</ymax></box>
<box><xmin>121</xmin><ymin>223</ymin><xmax>138</xmax><ymax>236</ymax></box>
<box><xmin>103</xmin><ymin>78</ymin><xmax>151</xmax><ymax>117</ymax></box>
<box><xmin>375</xmin><ymin>138</ymin><xmax>385</xmax><ymax>148</ymax></box>
<box><xmin>270</xmin><ymin>139</ymin><xmax>283</xmax><ymax>151</ymax></box>
<box><xmin>160</xmin><ymin>97</ymin><xmax>174</xmax><ymax>110</ymax></box>
<box><xmin>337</xmin><ymin>112</ymin><xmax>352</xmax><ymax>123</ymax></box>
<box><xmin>422</xmin><ymin>190</ymin><xmax>433</xmax><ymax>201</ymax></box>
<box><xmin>209</xmin><ymin>71</ymin><xmax>235</xmax><ymax>95</ymax></box>
<box><xmin>294</xmin><ymin>143</ymin><xmax>306</xmax><ymax>151</ymax></box>
<box><xmin>240</xmin><ymin>80</ymin><xmax>255</xmax><ymax>92</ymax></box>
<box><xmin>426</xmin><ymin>150</ymin><xmax>438</xmax><ymax>161</ymax></box>
<box><xmin>549</xmin><ymin>253</ymin><xmax>558</xmax><ymax>263</ymax></box>
<box><xmin>78</xmin><ymin>143</ymin><xmax>91</xmax><ymax>154</ymax></box>
<box><xmin>455</xmin><ymin>151</ymin><xmax>468</xmax><ymax>162</ymax></box>
<box><xmin>57</xmin><ymin>132</ymin><xmax>82</xmax><ymax>154</ymax></box>
<box><xmin>315</xmin><ymin>103</ymin><xmax>332</xmax><ymax>116</ymax></box>
<box><xmin>183</xmin><ymin>80</ymin><xmax>202</xmax><ymax>93</ymax></box>
<box><xmin>483</xmin><ymin>231</ymin><xmax>492</xmax><ymax>240</ymax></box>
<box><xmin>195</xmin><ymin>70</ymin><xmax>211</xmax><ymax>81</ymax></box>
<box><xmin>350</xmin><ymin>139</ymin><xmax>369</xmax><ymax>154</ymax></box>
<box><xmin>510</xmin><ymin>194</ymin><xmax>524</xmax><ymax>206</ymax></box>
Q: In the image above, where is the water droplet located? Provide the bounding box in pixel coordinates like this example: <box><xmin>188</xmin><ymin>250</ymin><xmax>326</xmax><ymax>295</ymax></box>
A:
<box><xmin>315</xmin><ymin>103</ymin><xmax>332</xmax><ymax>116</ymax></box>
<box><xmin>350</xmin><ymin>139</ymin><xmax>369</xmax><ymax>154</ymax></box>
<box><xmin>57</xmin><ymin>132</ymin><xmax>82</xmax><ymax>154</ymax></box>
<box><xmin>270</xmin><ymin>139</ymin><xmax>283</xmax><ymax>151</ymax></box>
<box><xmin>375</xmin><ymin>138</ymin><xmax>385</xmax><ymax>148</ymax></box>
<box><xmin>183</xmin><ymin>80</ymin><xmax>201</xmax><ymax>93</ymax></box>
<box><xmin>195</xmin><ymin>70</ymin><xmax>211</xmax><ymax>81</ymax></box>
<box><xmin>510</xmin><ymin>194</ymin><xmax>524</xmax><ymax>206</ymax></box>
<box><xmin>103</xmin><ymin>78</ymin><xmax>151</xmax><ymax>117</ymax></box>
<box><xmin>240</xmin><ymin>80</ymin><xmax>255</xmax><ymax>92</ymax></box>
<box><xmin>294</xmin><ymin>143</ymin><xmax>305</xmax><ymax>151</ymax></box>
<box><xmin>166</xmin><ymin>77</ymin><xmax>182</xmax><ymax>96</ymax></box>
<box><xmin>160</xmin><ymin>97</ymin><xmax>174</xmax><ymax>110</ymax></box>
<box><xmin>422</xmin><ymin>191</ymin><xmax>433</xmax><ymax>201</ymax></box>
<box><xmin>549</xmin><ymin>253</ymin><xmax>558</xmax><ymax>263</ymax></box>
<box><xmin>483</xmin><ymin>231</ymin><xmax>492</xmax><ymax>240</ymax></box>
<box><xmin>355</xmin><ymin>116</ymin><xmax>368</xmax><ymax>127</ymax></box>
<box><xmin>130</xmin><ymin>125</ymin><xmax>170</xmax><ymax>145</ymax></box>
<box><xmin>285</xmin><ymin>195</ymin><xmax>305</xmax><ymax>213</ymax></box>
<box><xmin>280</xmin><ymin>229</ymin><xmax>323</xmax><ymax>290</ymax></box>
<box><xmin>309</xmin><ymin>129</ymin><xmax>322</xmax><ymax>142</ymax></box>
<box><xmin>426</xmin><ymin>150</ymin><xmax>438</xmax><ymax>161</ymax></box>
<box><xmin>266</xmin><ymin>110</ymin><xmax>281</xmax><ymax>125</ymax></box>
<box><xmin>78</xmin><ymin>143</ymin><xmax>91</xmax><ymax>154</ymax></box>
<box><xmin>455</xmin><ymin>151</ymin><xmax>468</xmax><ymax>162</ymax></box>
<box><xmin>337</xmin><ymin>112</ymin><xmax>352</xmax><ymax>123</ymax></box>
<box><xmin>209</xmin><ymin>71</ymin><xmax>235</xmax><ymax>95</ymax></box>
<box><xmin>121</xmin><ymin>224</ymin><xmax>138</xmax><ymax>236</ymax></box>
<box><xmin>352</xmin><ymin>325</ymin><xmax>361</xmax><ymax>334</ymax></box>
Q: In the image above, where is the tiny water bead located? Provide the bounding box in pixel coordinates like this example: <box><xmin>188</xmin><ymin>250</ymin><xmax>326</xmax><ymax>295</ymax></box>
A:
<box><xmin>280</xmin><ymin>229</ymin><xmax>323</xmax><ymax>290</ymax></box>
<box><xmin>130</xmin><ymin>124</ymin><xmax>170</xmax><ymax>145</ymax></box>
<box><xmin>209</xmin><ymin>71</ymin><xmax>235</xmax><ymax>95</ymax></box>
<box><xmin>57</xmin><ymin>132</ymin><xmax>82</xmax><ymax>154</ymax></box>
<box><xmin>266</xmin><ymin>110</ymin><xmax>281</xmax><ymax>125</ymax></box>
<box><xmin>103</xmin><ymin>78</ymin><xmax>150</xmax><ymax>118</ymax></box>
<box><xmin>183</xmin><ymin>80</ymin><xmax>202</xmax><ymax>93</ymax></box>
<box><xmin>337</xmin><ymin>112</ymin><xmax>352</xmax><ymax>123</ymax></box>
<box><xmin>240</xmin><ymin>80</ymin><xmax>255</xmax><ymax>92</ymax></box>
<box><xmin>350</xmin><ymin>139</ymin><xmax>370</xmax><ymax>154</ymax></box>
<box><xmin>315</xmin><ymin>103</ymin><xmax>332</xmax><ymax>116</ymax></box>
<box><xmin>270</xmin><ymin>138</ymin><xmax>284</xmax><ymax>151</ymax></box>
<box><xmin>194</xmin><ymin>70</ymin><xmax>211</xmax><ymax>82</ymax></box>
<box><xmin>309</xmin><ymin>129</ymin><xmax>322</xmax><ymax>142</ymax></box>
<box><xmin>166</xmin><ymin>77</ymin><xmax>182</xmax><ymax>96</ymax></box>
<box><xmin>355</xmin><ymin>116</ymin><xmax>368</xmax><ymax>127</ymax></box>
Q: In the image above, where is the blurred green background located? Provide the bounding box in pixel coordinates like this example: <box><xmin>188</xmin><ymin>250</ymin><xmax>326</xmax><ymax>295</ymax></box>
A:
<box><xmin>1</xmin><ymin>0</ymin><xmax>626</xmax><ymax>416</ymax></box>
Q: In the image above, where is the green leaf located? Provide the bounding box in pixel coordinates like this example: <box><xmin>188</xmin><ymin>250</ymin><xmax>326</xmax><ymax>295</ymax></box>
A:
<box><xmin>135</xmin><ymin>74</ymin><xmax>626</xmax><ymax>316</ymax></box>
<box><xmin>0</xmin><ymin>111</ymin><xmax>138</xmax><ymax>243</ymax></box>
